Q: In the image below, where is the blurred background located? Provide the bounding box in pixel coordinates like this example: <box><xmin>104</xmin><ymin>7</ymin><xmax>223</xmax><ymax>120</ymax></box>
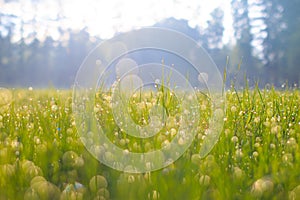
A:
<box><xmin>0</xmin><ymin>0</ymin><xmax>299</xmax><ymax>88</ymax></box>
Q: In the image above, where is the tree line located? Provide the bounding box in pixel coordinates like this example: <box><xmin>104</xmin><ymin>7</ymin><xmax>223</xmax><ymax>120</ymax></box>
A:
<box><xmin>0</xmin><ymin>0</ymin><xmax>299</xmax><ymax>88</ymax></box>
<box><xmin>230</xmin><ymin>0</ymin><xmax>300</xmax><ymax>86</ymax></box>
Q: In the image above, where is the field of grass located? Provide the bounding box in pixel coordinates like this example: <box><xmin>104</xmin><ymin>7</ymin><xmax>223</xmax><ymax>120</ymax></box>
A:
<box><xmin>0</xmin><ymin>85</ymin><xmax>299</xmax><ymax>199</ymax></box>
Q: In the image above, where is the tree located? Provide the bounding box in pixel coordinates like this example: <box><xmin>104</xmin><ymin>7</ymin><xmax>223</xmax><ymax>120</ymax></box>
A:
<box><xmin>255</xmin><ymin>0</ymin><xmax>285</xmax><ymax>84</ymax></box>
<box><xmin>202</xmin><ymin>7</ymin><xmax>224</xmax><ymax>50</ymax></box>
<box><xmin>200</xmin><ymin>7</ymin><xmax>228</xmax><ymax>72</ymax></box>
<box><xmin>231</xmin><ymin>0</ymin><xmax>255</xmax><ymax>76</ymax></box>
<box><xmin>281</xmin><ymin>0</ymin><xmax>300</xmax><ymax>84</ymax></box>
<box><xmin>253</xmin><ymin>0</ymin><xmax>300</xmax><ymax>85</ymax></box>
<box><xmin>0</xmin><ymin>13</ymin><xmax>17</xmax><ymax>85</ymax></box>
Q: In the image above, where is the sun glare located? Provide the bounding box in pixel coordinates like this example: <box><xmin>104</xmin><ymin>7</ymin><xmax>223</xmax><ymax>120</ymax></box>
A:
<box><xmin>1</xmin><ymin>0</ymin><xmax>234</xmax><ymax>42</ymax></box>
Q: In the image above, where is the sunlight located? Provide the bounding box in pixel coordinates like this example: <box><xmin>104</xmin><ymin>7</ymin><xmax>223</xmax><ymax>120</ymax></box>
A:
<box><xmin>58</xmin><ymin>0</ymin><xmax>232</xmax><ymax>40</ymax></box>
<box><xmin>0</xmin><ymin>0</ymin><xmax>234</xmax><ymax>42</ymax></box>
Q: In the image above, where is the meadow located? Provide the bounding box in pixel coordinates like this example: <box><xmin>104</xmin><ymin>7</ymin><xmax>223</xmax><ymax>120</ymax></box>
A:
<box><xmin>0</xmin><ymin>84</ymin><xmax>299</xmax><ymax>200</ymax></box>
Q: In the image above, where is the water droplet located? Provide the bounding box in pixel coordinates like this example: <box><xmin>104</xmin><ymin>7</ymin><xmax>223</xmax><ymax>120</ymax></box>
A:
<box><xmin>231</xmin><ymin>106</ymin><xmax>237</xmax><ymax>112</ymax></box>
<box><xmin>231</xmin><ymin>136</ymin><xmax>239</xmax><ymax>143</ymax></box>
<box><xmin>155</xmin><ymin>79</ymin><xmax>160</xmax><ymax>84</ymax></box>
<box><xmin>253</xmin><ymin>151</ymin><xmax>259</xmax><ymax>158</ymax></box>
<box><xmin>251</xmin><ymin>177</ymin><xmax>274</xmax><ymax>197</ymax></box>
<box><xmin>51</xmin><ymin>105</ymin><xmax>58</xmax><ymax>112</ymax></box>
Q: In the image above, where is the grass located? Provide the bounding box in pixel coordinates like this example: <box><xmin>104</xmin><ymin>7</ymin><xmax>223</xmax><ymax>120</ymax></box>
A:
<box><xmin>0</xmin><ymin>84</ymin><xmax>299</xmax><ymax>199</ymax></box>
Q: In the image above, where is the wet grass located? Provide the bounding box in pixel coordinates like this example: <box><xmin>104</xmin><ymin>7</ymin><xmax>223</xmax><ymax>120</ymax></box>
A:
<box><xmin>0</xmin><ymin>85</ymin><xmax>299</xmax><ymax>199</ymax></box>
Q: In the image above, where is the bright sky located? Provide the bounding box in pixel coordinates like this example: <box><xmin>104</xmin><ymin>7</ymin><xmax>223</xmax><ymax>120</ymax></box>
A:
<box><xmin>0</xmin><ymin>0</ymin><xmax>234</xmax><ymax>44</ymax></box>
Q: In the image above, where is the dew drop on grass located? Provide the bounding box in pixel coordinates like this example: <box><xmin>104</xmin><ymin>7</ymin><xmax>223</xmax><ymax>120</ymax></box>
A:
<box><xmin>254</xmin><ymin>117</ymin><xmax>260</xmax><ymax>123</ymax></box>
<box><xmin>170</xmin><ymin>128</ymin><xmax>177</xmax><ymax>137</ymax></box>
<box><xmin>62</xmin><ymin>151</ymin><xmax>81</xmax><ymax>169</ymax></box>
<box><xmin>161</xmin><ymin>140</ymin><xmax>171</xmax><ymax>150</ymax></box>
<box><xmin>51</xmin><ymin>104</ymin><xmax>58</xmax><ymax>112</ymax></box>
<box><xmin>89</xmin><ymin>175</ymin><xmax>108</xmax><ymax>192</ymax></box>
<box><xmin>191</xmin><ymin>154</ymin><xmax>202</xmax><ymax>165</ymax></box>
<box><xmin>123</xmin><ymin>149</ymin><xmax>129</xmax><ymax>155</ymax></box>
<box><xmin>231</xmin><ymin>106</ymin><xmax>237</xmax><ymax>113</ymax></box>
<box><xmin>231</xmin><ymin>136</ymin><xmax>239</xmax><ymax>143</ymax></box>
<box><xmin>270</xmin><ymin>143</ymin><xmax>276</xmax><ymax>149</ymax></box>
<box><xmin>155</xmin><ymin>79</ymin><xmax>160</xmax><ymax>85</ymax></box>
<box><xmin>251</xmin><ymin>177</ymin><xmax>274</xmax><ymax>198</ymax></box>
<box><xmin>235</xmin><ymin>149</ymin><xmax>243</xmax><ymax>159</ymax></box>
<box><xmin>287</xmin><ymin>137</ymin><xmax>298</xmax><ymax>150</ymax></box>
<box><xmin>34</xmin><ymin>137</ymin><xmax>41</xmax><ymax>145</ymax></box>
<box><xmin>233</xmin><ymin>166</ymin><xmax>244</xmax><ymax>180</ymax></box>
<box><xmin>253</xmin><ymin>151</ymin><xmax>259</xmax><ymax>158</ymax></box>
<box><xmin>282</xmin><ymin>153</ymin><xmax>293</xmax><ymax>163</ymax></box>
<box><xmin>178</xmin><ymin>137</ymin><xmax>186</xmax><ymax>146</ymax></box>
<box><xmin>97</xmin><ymin>188</ymin><xmax>110</xmax><ymax>199</ymax></box>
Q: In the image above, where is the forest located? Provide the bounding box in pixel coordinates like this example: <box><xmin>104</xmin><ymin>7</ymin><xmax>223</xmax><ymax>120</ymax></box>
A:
<box><xmin>0</xmin><ymin>0</ymin><xmax>299</xmax><ymax>88</ymax></box>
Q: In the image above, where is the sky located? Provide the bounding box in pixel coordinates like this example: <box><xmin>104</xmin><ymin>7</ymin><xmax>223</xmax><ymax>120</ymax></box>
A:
<box><xmin>0</xmin><ymin>0</ymin><xmax>234</xmax><ymax>43</ymax></box>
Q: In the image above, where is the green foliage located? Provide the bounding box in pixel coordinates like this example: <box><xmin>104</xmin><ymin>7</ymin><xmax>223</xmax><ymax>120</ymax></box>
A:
<box><xmin>0</xmin><ymin>85</ymin><xmax>299</xmax><ymax>199</ymax></box>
